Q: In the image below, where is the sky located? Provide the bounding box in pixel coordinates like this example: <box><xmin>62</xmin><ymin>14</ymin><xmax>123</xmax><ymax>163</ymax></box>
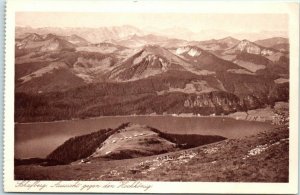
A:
<box><xmin>16</xmin><ymin>12</ymin><xmax>288</xmax><ymax>34</ymax></box>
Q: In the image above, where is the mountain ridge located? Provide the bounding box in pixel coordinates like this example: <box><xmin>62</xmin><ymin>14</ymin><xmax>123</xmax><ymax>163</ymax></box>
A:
<box><xmin>14</xmin><ymin>31</ymin><xmax>289</xmax><ymax>122</ymax></box>
<box><xmin>16</xmin><ymin>25</ymin><xmax>289</xmax><ymax>43</ymax></box>
<box><xmin>46</xmin><ymin>122</ymin><xmax>226</xmax><ymax>164</ymax></box>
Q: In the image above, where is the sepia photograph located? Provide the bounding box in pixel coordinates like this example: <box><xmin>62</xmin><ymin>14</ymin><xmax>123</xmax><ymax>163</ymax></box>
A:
<box><xmin>14</xmin><ymin>11</ymin><xmax>290</xmax><ymax>181</ymax></box>
<box><xmin>4</xmin><ymin>0</ymin><xmax>299</xmax><ymax>193</ymax></box>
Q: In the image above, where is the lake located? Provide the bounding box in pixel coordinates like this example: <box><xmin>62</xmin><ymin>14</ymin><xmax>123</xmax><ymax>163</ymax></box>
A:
<box><xmin>15</xmin><ymin>116</ymin><xmax>275</xmax><ymax>158</ymax></box>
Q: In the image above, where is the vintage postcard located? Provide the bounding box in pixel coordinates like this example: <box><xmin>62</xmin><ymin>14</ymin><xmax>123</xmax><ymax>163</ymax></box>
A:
<box><xmin>4</xmin><ymin>0</ymin><xmax>299</xmax><ymax>193</ymax></box>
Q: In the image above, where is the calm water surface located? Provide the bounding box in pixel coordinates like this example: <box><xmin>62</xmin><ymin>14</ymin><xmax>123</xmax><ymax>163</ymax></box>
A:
<box><xmin>15</xmin><ymin>116</ymin><xmax>274</xmax><ymax>158</ymax></box>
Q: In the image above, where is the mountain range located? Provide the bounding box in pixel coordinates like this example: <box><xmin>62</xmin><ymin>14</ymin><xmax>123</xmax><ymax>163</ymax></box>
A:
<box><xmin>16</xmin><ymin>26</ymin><xmax>288</xmax><ymax>43</ymax></box>
<box><xmin>14</xmin><ymin>28</ymin><xmax>289</xmax><ymax>122</ymax></box>
<box><xmin>254</xmin><ymin>37</ymin><xmax>289</xmax><ymax>52</ymax></box>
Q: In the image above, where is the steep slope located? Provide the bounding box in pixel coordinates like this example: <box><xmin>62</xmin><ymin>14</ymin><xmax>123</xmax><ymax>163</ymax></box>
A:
<box><xmin>109</xmin><ymin>45</ymin><xmax>188</xmax><ymax>81</ymax></box>
<box><xmin>47</xmin><ymin>127</ymin><xmax>118</xmax><ymax>164</ymax></box>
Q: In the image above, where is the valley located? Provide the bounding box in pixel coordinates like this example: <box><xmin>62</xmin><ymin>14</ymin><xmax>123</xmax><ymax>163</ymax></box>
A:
<box><xmin>14</xmin><ymin>25</ymin><xmax>290</xmax><ymax>182</ymax></box>
<box><xmin>14</xmin><ymin>27</ymin><xmax>289</xmax><ymax>123</ymax></box>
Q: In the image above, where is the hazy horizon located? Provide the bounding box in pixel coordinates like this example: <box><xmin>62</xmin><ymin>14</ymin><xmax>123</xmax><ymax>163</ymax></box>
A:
<box><xmin>16</xmin><ymin>12</ymin><xmax>288</xmax><ymax>41</ymax></box>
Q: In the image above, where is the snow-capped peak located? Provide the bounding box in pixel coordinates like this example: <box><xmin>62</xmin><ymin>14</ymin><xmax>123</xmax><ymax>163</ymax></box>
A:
<box><xmin>176</xmin><ymin>46</ymin><xmax>201</xmax><ymax>57</ymax></box>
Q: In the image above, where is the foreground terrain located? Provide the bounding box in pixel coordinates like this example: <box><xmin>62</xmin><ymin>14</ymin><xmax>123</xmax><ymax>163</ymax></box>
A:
<box><xmin>15</xmin><ymin>125</ymin><xmax>288</xmax><ymax>182</ymax></box>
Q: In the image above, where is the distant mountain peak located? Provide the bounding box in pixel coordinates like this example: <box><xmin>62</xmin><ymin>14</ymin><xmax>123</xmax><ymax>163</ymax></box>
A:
<box><xmin>138</xmin><ymin>44</ymin><xmax>170</xmax><ymax>56</ymax></box>
<box><xmin>224</xmin><ymin>39</ymin><xmax>276</xmax><ymax>56</ymax></box>
<box><xmin>43</xmin><ymin>33</ymin><xmax>58</xmax><ymax>40</ymax></box>
<box><xmin>62</xmin><ymin>34</ymin><xmax>90</xmax><ymax>46</ymax></box>
<box><xmin>222</xmin><ymin>36</ymin><xmax>235</xmax><ymax>39</ymax></box>
<box><xmin>193</xmin><ymin>36</ymin><xmax>240</xmax><ymax>51</ymax></box>
<box><xmin>109</xmin><ymin>45</ymin><xmax>188</xmax><ymax>81</ymax></box>
<box><xmin>16</xmin><ymin>32</ymin><xmax>76</xmax><ymax>52</ymax></box>
<box><xmin>254</xmin><ymin>37</ymin><xmax>289</xmax><ymax>49</ymax></box>
<box><xmin>219</xmin><ymin>36</ymin><xmax>239</xmax><ymax>42</ymax></box>
<box><xmin>23</xmin><ymin>33</ymin><xmax>43</xmax><ymax>41</ymax></box>
<box><xmin>240</xmin><ymin>39</ymin><xmax>250</xmax><ymax>43</ymax></box>
<box><xmin>235</xmin><ymin>39</ymin><xmax>259</xmax><ymax>48</ymax></box>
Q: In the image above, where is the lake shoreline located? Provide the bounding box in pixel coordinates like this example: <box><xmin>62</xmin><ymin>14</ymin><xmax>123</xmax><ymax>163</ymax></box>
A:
<box><xmin>15</xmin><ymin>110</ymin><xmax>273</xmax><ymax>125</ymax></box>
<box><xmin>15</xmin><ymin>125</ymin><xmax>289</xmax><ymax>182</ymax></box>
<box><xmin>15</xmin><ymin>114</ymin><xmax>277</xmax><ymax>159</ymax></box>
<box><xmin>16</xmin><ymin>101</ymin><xmax>289</xmax><ymax>125</ymax></box>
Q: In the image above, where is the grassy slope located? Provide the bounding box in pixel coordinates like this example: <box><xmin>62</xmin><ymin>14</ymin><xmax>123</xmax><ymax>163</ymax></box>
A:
<box><xmin>15</xmin><ymin>126</ymin><xmax>288</xmax><ymax>182</ymax></box>
<box><xmin>45</xmin><ymin>123</ymin><xmax>226</xmax><ymax>163</ymax></box>
<box><xmin>47</xmin><ymin>128</ymin><xmax>117</xmax><ymax>164</ymax></box>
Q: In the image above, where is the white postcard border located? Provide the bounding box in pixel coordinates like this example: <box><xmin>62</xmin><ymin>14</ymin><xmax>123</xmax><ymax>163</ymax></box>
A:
<box><xmin>4</xmin><ymin>0</ymin><xmax>299</xmax><ymax>193</ymax></box>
